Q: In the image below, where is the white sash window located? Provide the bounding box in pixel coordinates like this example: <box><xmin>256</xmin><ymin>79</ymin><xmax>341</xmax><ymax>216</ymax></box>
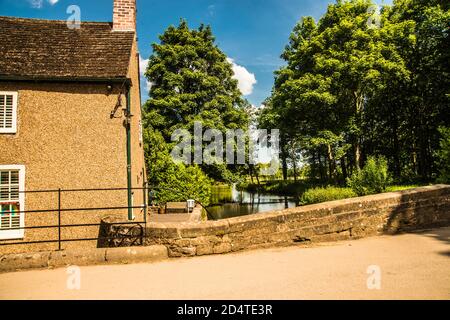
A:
<box><xmin>0</xmin><ymin>165</ymin><xmax>25</xmax><ymax>239</ymax></box>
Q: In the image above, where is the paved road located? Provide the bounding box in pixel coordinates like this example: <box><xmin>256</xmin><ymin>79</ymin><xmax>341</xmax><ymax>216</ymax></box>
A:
<box><xmin>1</xmin><ymin>227</ymin><xmax>449</xmax><ymax>300</ymax></box>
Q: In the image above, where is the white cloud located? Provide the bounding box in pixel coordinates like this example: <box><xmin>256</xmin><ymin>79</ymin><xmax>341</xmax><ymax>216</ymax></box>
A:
<box><xmin>28</xmin><ymin>0</ymin><xmax>59</xmax><ymax>8</ymax></box>
<box><xmin>207</xmin><ymin>5</ymin><xmax>215</xmax><ymax>17</ymax></box>
<box><xmin>139</xmin><ymin>55</ymin><xmax>149</xmax><ymax>76</ymax></box>
<box><xmin>227</xmin><ymin>58</ymin><xmax>257</xmax><ymax>96</ymax></box>
<box><xmin>28</xmin><ymin>0</ymin><xmax>43</xmax><ymax>8</ymax></box>
<box><xmin>139</xmin><ymin>55</ymin><xmax>153</xmax><ymax>92</ymax></box>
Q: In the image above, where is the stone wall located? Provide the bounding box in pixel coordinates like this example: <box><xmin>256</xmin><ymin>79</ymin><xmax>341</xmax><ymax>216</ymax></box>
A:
<box><xmin>0</xmin><ymin>245</ymin><xmax>168</xmax><ymax>273</ymax></box>
<box><xmin>99</xmin><ymin>205</ymin><xmax>204</xmax><ymax>248</ymax></box>
<box><xmin>139</xmin><ymin>185</ymin><xmax>450</xmax><ymax>257</ymax></box>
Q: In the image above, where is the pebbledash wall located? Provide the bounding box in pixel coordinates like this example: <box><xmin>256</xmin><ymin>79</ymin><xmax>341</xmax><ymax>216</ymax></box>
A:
<box><xmin>102</xmin><ymin>185</ymin><xmax>450</xmax><ymax>257</ymax></box>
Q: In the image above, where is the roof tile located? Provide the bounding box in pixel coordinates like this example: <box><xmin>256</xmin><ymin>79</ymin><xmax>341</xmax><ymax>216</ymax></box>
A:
<box><xmin>0</xmin><ymin>16</ymin><xmax>134</xmax><ymax>80</ymax></box>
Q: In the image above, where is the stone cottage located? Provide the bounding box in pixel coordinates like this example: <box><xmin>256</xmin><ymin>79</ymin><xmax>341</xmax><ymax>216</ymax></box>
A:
<box><xmin>0</xmin><ymin>0</ymin><xmax>146</xmax><ymax>253</ymax></box>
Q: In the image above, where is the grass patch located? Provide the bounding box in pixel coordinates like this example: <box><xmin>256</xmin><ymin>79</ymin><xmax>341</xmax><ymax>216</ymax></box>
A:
<box><xmin>300</xmin><ymin>184</ymin><xmax>425</xmax><ymax>206</ymax></box>
<box><xmin>386</xmin><ymin>185</ymin><xmax>421</xmax><ymax>192</ymax></box>
<box><xmin>300</xmin><ymin>186</ymin><xmax>357</xmax><ymax>205</ymax></box>
<box><xmin>237</xmin><ymin>180</ymin><xmax>325</xmax><ymax>197</ymax></box>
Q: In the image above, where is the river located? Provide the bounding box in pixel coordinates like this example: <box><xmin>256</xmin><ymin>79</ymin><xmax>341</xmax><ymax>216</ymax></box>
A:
<box><xmin>206</xmin><ymin>185</ymin><xmax>298</xmax><ymax>220</ymax></box>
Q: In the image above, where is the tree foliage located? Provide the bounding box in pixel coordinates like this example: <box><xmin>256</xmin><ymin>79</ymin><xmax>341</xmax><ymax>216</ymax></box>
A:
<box><xmin>261</xmin><ymin>0</ymin><xmax>449</xmax><ymax>184</ymax></box>
<box><xmin>436</xmin><ymin>127</ymin><xmax>450</xmax><ymax>183</ymax></box>
<box><xmin>347</xmin><ymin>156</ymin><xmax>392</xmax><ymax>195</ymax></box>
<box><xmin>143</xmin><ymin>125</ymin><xmax>212</xmax><ymax>205</ymax></box>
<box><xmin>143</xmin><ymin>20</ymin><xmax>249</xmax><ymax>183</ymax></box>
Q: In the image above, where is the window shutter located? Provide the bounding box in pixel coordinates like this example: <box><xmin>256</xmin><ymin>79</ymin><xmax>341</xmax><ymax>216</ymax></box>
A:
<box><xmin>0</xmin><ymin>166</ymin><xmax>25</xmax><ymax>239</ymax></box>
<box><xmin>0</xmin><ymin>209</ymin><xmax>21</xmax><ymax>230</ymax></box>
<box><xmin>0</xmin><ymin>92</ymin><xmax>17</xmax><ymax>133</ymax></box>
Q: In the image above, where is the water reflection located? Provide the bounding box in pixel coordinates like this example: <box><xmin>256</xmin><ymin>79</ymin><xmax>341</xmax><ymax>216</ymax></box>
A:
<box><xmin>207</xmin><ymin>185</ymin><xmax>297</xmax><ymax>220</ymax></box>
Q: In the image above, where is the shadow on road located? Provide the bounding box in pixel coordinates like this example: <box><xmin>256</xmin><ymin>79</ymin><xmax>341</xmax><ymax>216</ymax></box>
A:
<box><xmin>383</xmin><ymin>188</ymin><xmax>450</xmax><ymax>258</ymax></box>
<box><xmin>418</xmin><ymin>228</ymin><xmax>450</xmax><ymax>258</ymax></box>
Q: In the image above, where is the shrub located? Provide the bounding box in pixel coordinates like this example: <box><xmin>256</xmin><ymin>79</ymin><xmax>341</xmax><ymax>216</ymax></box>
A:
<box><xmin>436</xmin><ymin>127</ymin><xmax>450</xmax><ymax>183</ymax></box>
<box><xmin>144</xmin><ymin>126</ymin><xmax>212</xmax><ymax>206</ymax></box>
<box><xmin>300</xmin><ymin>186</ymin><xmax>356</xmax><ymax>205</ymax></box>
<box><xmin>152</xmin><ymin>163</ymin><xmax>212</xmax><ymax>206</ymax></box>
<box><xmin>347</xmin><ymin>156</ymin><xmax>392</xmax><ymax>196</ymax></box>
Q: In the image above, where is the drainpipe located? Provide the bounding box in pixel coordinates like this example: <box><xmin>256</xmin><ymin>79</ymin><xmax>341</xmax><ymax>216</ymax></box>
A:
<box><xmin>126</xmin><ymin>86</ymin><xmax>133</xmax><ymax>221</ymax></box>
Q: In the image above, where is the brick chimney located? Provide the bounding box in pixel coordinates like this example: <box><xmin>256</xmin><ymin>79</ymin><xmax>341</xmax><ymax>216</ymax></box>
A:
<box><xmin>113</xmin><ymin>0</ymin><xmax>136</xmax><ymax>32</ymax></box>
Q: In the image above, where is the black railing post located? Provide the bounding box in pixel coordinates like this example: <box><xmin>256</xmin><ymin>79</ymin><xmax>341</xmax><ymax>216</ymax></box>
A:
<box><xmin>0</xmin><ymin>186</ymin><xmax>154</xmax><ymax>249</ymax></box>
<box><xmin>143</xmin><ymin>181</ymin><xmax>148</xmax><ymax>245</ymax></box>
<box><xmin>58</xmin><ymin>188</ymin><xmax>61</xmax><ymax>251</ymax></box>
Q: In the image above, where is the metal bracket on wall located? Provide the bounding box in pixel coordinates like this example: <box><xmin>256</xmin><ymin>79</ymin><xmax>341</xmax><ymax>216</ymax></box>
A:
<box><xmin>110</xmin><ymin>92</ymin><xmax>123</xmax><ymax>119</ymax></box>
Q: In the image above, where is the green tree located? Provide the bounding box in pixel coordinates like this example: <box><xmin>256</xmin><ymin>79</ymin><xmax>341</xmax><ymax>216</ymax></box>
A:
<box><xmin>143</xmin><ymin>20</ymin><xmax>249</xmax><ymax>182</ymax></box>
<box><xmin>386</xmin><ymin>0</ymin><xmax>450</xmax><ymax>179</ymax></box>
<box><xmin>261</xmin><ymin>0</ymin><xmax>449</xmax><ymax>185</ymax></box>
<box><xmin>143</xmin><ymin>124</ymin><xmax>212</xmax><ymax>205</ymax></box>
<box><xmin>436</xmin><ymin>127</ymin><xmax>450</xmax><ymax>183</ymax></box>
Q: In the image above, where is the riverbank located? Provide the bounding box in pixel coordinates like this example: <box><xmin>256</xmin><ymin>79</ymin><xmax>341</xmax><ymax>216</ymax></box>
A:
<box><xmin>207</xmin><ymin>181</ymin><xmax>427</xmax><ymax>220</ymax></box>
<box><xmin>237</xmin><ymin>180</ymin><xmax>316</xmax><ymax>196</ymax></box>
<box><xmin>237</xmin><ymin>180</ymin><xmax>426</xmax><ymax>204</ymax></box>
<box><xmin>207</xmin><ymin>184</ymin><xmax>297</xmax><ymax>220</ymax></box>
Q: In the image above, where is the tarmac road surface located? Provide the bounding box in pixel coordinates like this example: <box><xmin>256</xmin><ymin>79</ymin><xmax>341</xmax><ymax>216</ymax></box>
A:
<box><xmin>0</xmin><ymin>227</ymin><xmax>449</xmax><ymax>300</ymax></box>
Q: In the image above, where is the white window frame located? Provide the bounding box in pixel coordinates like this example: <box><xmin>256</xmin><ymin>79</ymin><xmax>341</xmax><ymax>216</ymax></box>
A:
<box><xmin>0</xmin><ymin>91</ymin><xmax>18</xmax><ymax>134</ymax></box>
<box><xmin>0</xmin><ymin>165</ymin><xmax>25</xmax><ymax>240</ymax></box>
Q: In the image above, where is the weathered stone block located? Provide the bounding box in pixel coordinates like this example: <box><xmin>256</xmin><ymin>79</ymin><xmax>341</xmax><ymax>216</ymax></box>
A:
<box><xmin>49</xmin><ymin>248</ymin><xmax>106</xmax><ymax>267</ymax></box>
<box><xmin>167</xmin><ymin>247</ymin><xmax>183</xmax><ymax>258</ymax></box>
<box><xmin>213</xmin><ymin>243</ymin><xmax>232</xmax><ymax>254</ymax></box>
<box><xmin>167</xmin><ymin>245</ymin><xmax>196</xmax><ymax>257</ymax></box>
<box><xmin>105</xmin><ymin>246</ymin><xmax>168</xmax><ymax>264</ymax></box>
<box><xmin>228</xmin><ymin>214</ymin><xmax>284</xmax><ymax>233</ymax></box>
<box><xmin>0</xmin><ymin>252</ymin><xmax>50</xmax><ymax>272</ymax></box>
<box><xmin>174</xmin><ymin>239</ymin><xmax>192</xmax><ymax>248</ymax></box>
<box><xmin>269</xmin><ymin>232</ymin><xmax>292</xmax><ymax>244</ymax></box>
<box><xmin>146</xmin><ymin>224</ymin><xmax>180</xmax><ymax>239</ymax></box>
<box><xmin>196</xmin><ymin>244</ymin><xmax>214</xmax><ymax>256</ymax></box>
<box><xmin>180</xmin><ymin>246</ymin><xmax>197</xmax><ymax>256</ymax></box>
<box><xmin>177</xmin><ymin>220</ymin><xmax>230</xmax><ymax>238</ymax></box>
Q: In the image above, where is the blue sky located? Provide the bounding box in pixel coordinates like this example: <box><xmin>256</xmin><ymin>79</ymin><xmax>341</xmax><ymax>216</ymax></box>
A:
<box><xmin>0</xmin><ymin>0</ymin><xmax>391</xmax><ymax>106</ymax></box>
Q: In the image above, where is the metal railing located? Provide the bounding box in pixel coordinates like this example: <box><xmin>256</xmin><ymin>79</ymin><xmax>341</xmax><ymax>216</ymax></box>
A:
<box><xmin>0</xmin><ymin>184</ymin><xmax>213</xmax><ymax>251</ymax></box>
<box><xmin>0</xmin><ymin>185</ymin><xmax>150</xmax><ymax>251</ymax></box>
